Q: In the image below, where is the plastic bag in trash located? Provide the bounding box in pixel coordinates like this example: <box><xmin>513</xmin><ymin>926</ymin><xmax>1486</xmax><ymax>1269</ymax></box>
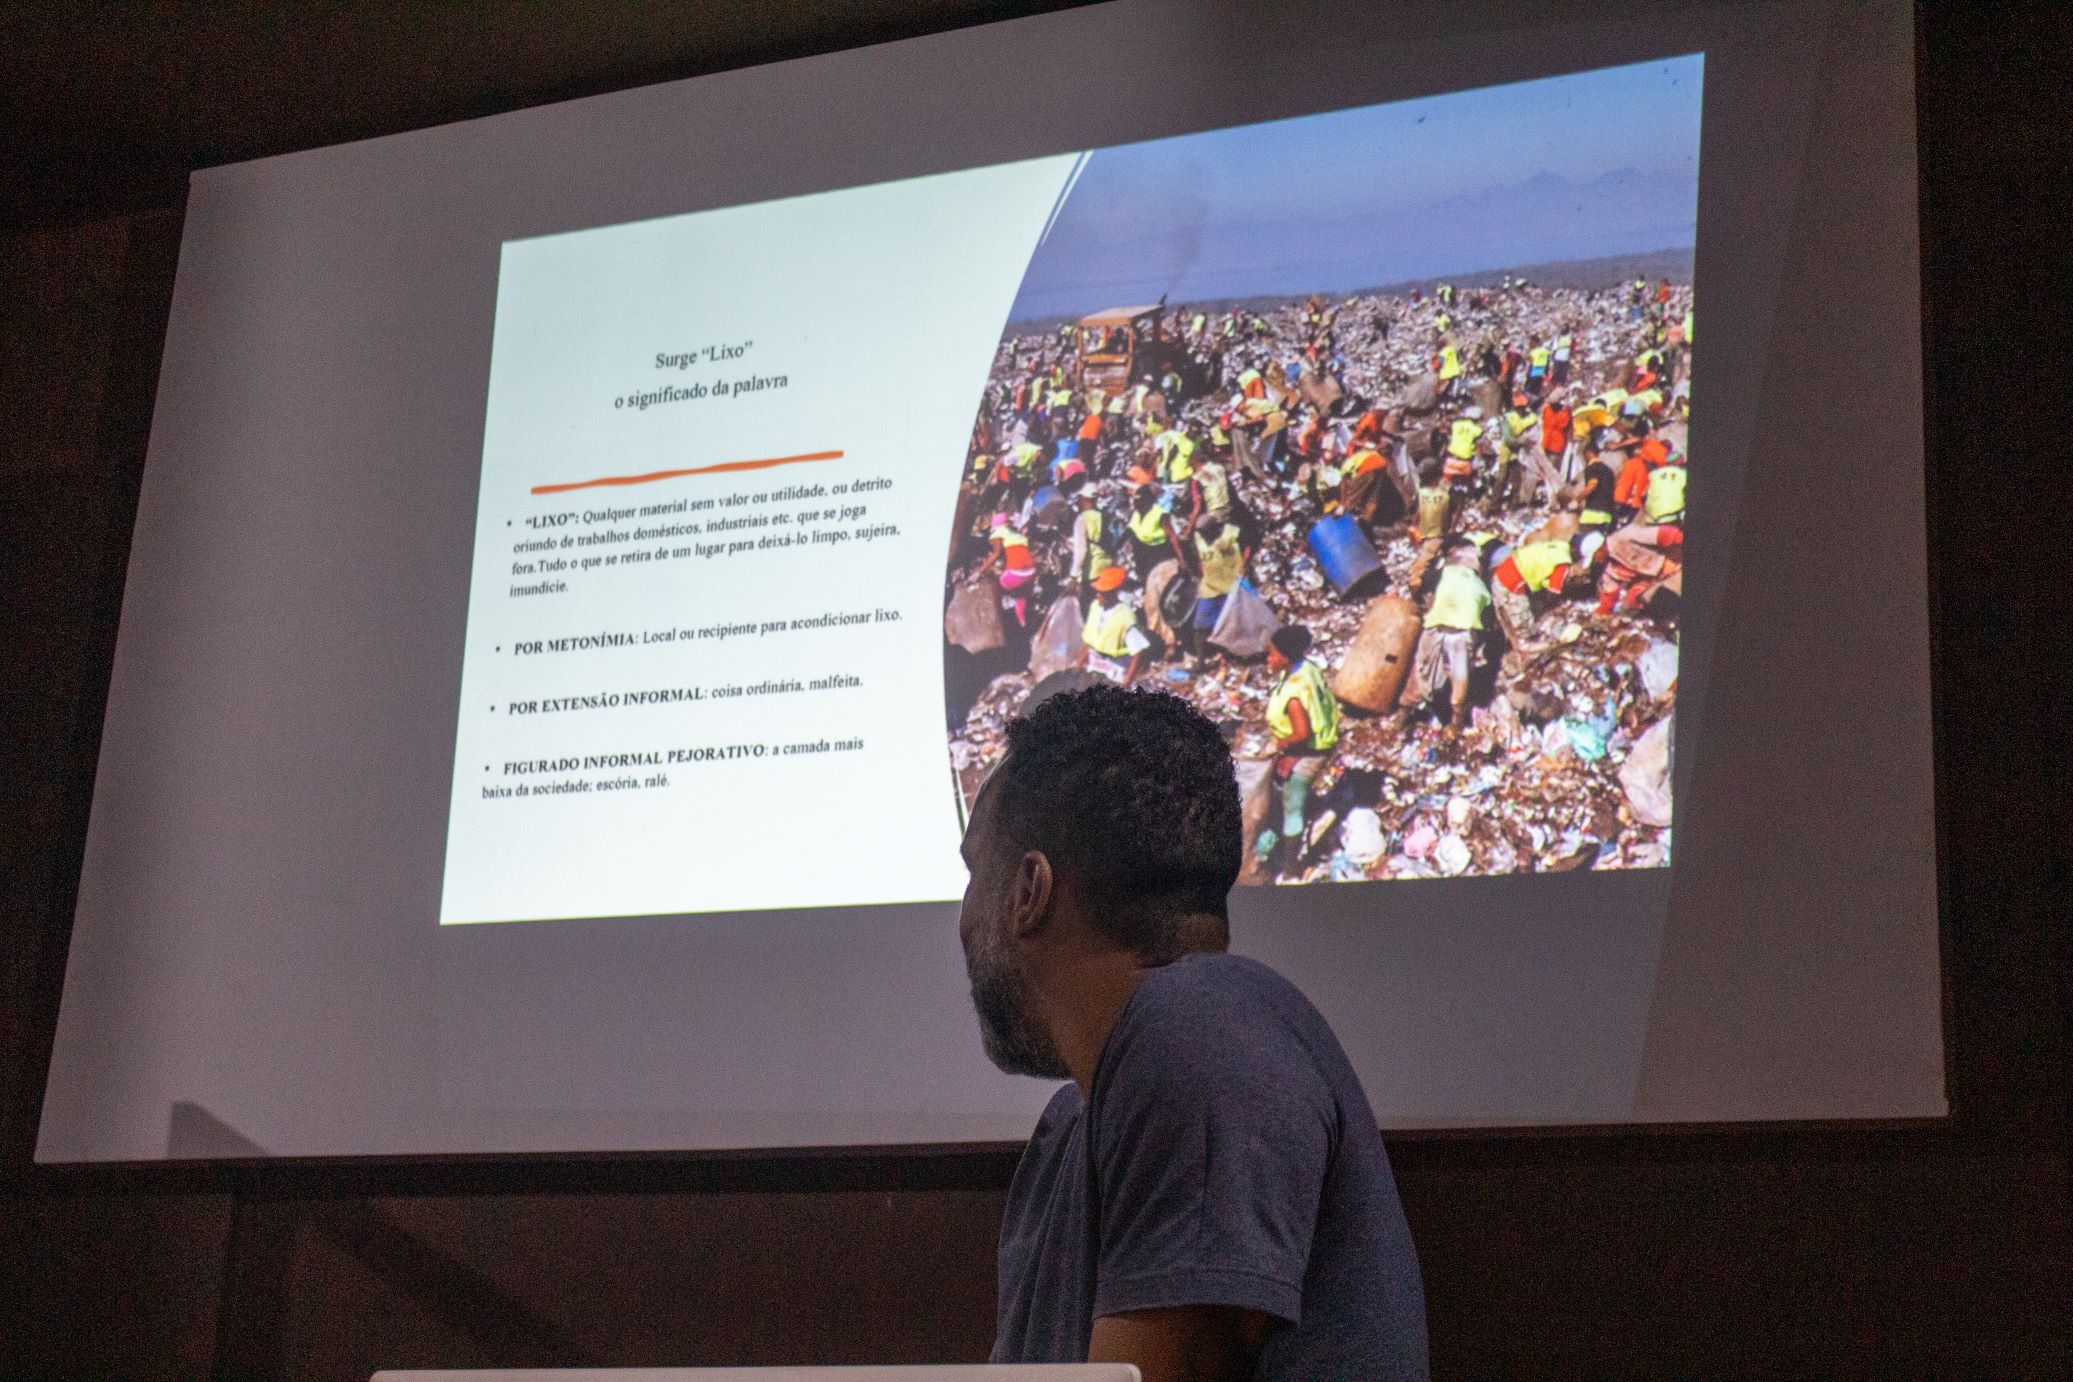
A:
<box><xmin>1159</xmin><ymin>570</ymin><xmax>1200</xmax><ymax>629</ymax></box>
<box><xmin>1208</xmin><ymin>579</ymin><xmax>1282</xmax><ymax>658</ymax></box>
<box><xmin>1619</xmin><ymin>713</ymin><xmax>1674</xmax><ymax>827</ymax></box>
<box><xmin>944</xmin><ymin>578</ymin><xmax>1004</xmax><ymax>653</ymax></box>
<box><xmin>1342</xmin><ymin>807</ymin><xmax>1387</xmax><ymax>865</ymax></box>
<box><xmin>1142</xmin><ymin>560</ymin><xmax>1185</xmax><ymax>643</ymax></box>
<box><xmin>1558</xmin><ymin>716</ymin><xmax>1611</xmax><ymax>762</ymax></box>
<box><xmin>1027</xmin><ymin>594</ymin><xmax>1083</xmax><ymax>682</ymax></box>
<box><xmin>1637</xmin><ymin>638</ymin><xmax>1680</xmax><ymax>702</ymax></box>
<box><xmin>1234</xmin><ymin>759</ymin><xmax>1278</xmax><ymax>876</ymax></box>
<box><xmin>1401</xmin><ymin>372</ymin><xmax>1440</xmax><ymax>413</ymax></box>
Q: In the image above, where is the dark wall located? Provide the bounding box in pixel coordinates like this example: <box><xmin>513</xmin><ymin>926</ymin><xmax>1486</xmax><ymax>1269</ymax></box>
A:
<box><xmin>3</xmin><ymin>4</ymin><xmax>2068</xmax><ymax>1377</ymax></box>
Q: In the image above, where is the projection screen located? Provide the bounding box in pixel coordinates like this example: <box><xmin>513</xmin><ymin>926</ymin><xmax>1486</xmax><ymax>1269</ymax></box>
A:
<box><xmin>38</xmin><ymin>0</ymin><xmax>1941</xmax><ymax>1162</ymax></box>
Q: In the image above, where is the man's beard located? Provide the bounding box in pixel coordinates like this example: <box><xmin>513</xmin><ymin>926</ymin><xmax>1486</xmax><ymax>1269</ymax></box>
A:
<box><xmin>965</xmin><ymin>926</ymin><xmax>1069</xmax><ymax>1080</ymax></box>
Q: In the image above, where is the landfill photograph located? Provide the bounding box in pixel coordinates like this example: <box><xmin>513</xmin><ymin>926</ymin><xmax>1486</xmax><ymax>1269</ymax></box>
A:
<box><xmin>943</xmin><ymin>56</ymin><xmax>1701</xmax><ymax>884</ymax></box>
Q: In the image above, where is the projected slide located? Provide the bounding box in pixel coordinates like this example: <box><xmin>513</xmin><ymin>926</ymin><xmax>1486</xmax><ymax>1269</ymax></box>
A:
<box><xmin>441</xmin><ymin>56</ymin><xmax>1701</xmax><ymax>924</ymax></box>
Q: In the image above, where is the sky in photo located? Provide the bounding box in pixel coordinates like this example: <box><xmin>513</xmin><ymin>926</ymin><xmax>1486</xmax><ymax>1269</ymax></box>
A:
<box><xmin>1008</xmin><ymin>54</ymin><xmax>1704</xmax><ymax>322</ymax></box>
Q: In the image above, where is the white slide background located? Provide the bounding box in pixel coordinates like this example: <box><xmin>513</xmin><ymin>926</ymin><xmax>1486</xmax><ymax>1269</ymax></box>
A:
<box><xmin>441</xmin><ymin>155</ymin><xmax>1077</xmax><ymax>923</ymax></box>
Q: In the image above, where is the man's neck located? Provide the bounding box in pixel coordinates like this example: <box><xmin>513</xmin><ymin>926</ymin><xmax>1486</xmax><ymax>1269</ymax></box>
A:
<box><xmin>1037</xmin><ymin>947</ymin><xmax>1149</xmax><ymax>1098</ymax></box>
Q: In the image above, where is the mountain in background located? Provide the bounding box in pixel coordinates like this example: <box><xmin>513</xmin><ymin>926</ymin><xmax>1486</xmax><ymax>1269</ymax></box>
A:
<box><xmin>1008</xmin><ymin>166</ymin><xmax>1699</xmax><ymax>323</ymax></box>
<box><xmin>1003</xmin><ymin>248</ymin><xmax>1699</xmax><ymax>337</ymax></box>
<box><xmin>1004</xmin><ymin>247</ymin><xmax>1696</xmax><ymax>337</ymax></box>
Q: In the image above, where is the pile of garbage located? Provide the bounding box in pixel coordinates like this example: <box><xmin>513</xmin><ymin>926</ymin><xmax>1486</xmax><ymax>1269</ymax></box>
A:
<box><xmin>1298</xmin><ymin>617</ymin><xmax>1678</xmax><ymax>883</ymax></box>
<box><xmin>946</xmin><ymin>278</ymin><xmax>1686</xmax><ymax>878</ymax></box>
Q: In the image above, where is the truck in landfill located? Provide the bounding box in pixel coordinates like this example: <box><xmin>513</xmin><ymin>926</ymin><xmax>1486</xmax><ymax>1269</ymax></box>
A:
<box><xmin>1075</xmin><ymin>305</ymin><xmax>1207</xmax><ymax>400</ymax></box>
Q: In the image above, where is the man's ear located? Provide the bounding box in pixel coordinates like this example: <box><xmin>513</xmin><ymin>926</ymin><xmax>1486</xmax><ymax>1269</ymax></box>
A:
<box><xmin>1009</xmin><ymin>850</ymin><xmax>1055</xmax><ymax>940</ymax></box>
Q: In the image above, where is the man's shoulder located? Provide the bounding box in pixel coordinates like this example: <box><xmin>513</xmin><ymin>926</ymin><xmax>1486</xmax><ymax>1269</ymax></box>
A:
<box><xmin>1137</xmin><ymin>951</ymin><xmax>1302</xmax><ymax>1011</ymax></box>
<box><xmin>1109</xmin><ymin>954</ymin><xmax>1331</xmax><ymax>1080</ymax></box>
<box><xmin>1012</xmin><ymin>1083</ymin><xmax>1086</xmax><ymax>1189</ymax></box>
<box><xmin>1035</xmin><ymin>1079</ymin><xmax>1083</xmax><ymax>1134</ymax></box>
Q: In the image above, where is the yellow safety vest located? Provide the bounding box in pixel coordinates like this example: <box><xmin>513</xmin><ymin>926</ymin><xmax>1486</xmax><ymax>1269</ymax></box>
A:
<box><xmin>1501</xmin><ymin>410</ymin><xmax>1537</xmax><ymax>458</ymax></box>
<box><xmin>1195</xmin><ymin>462</ymin><xmax>1232</xmax><ymax>516</ymax></box>
<box><xmin>1529</xmin><ymin>346</ymin><xmax>1551</xmax><ymax>369</ymax></box>
<box><xmin>1083</xmin><ymin>601</ymin><xmax>1138</xmax><ymax>658</ymax></box>
<box><xmin>1448</xmin><ymin>419</ymin><xmax>1481</xmax><ymax>461</ymax></box>
<box><xmin>1157</xmin><ymin>432</ymin><xmax>1196</xmax><ymax>482</ymax></box>
<box><xmin>1127</xmin><ymin>507</ymin><xmax>1169</xmax><ymax>546</ymax></box>
<box><xmin>1267</xmin><ymin>659</ymin><xmax>1340</xmax><ymax>752</ymax></box>
<box><xmin>1438</xmin><ymin>345</ymin><xmax>1462</xmax><ymax>379</ymax></box>
<box><xmin>1196</xmin><ymin>530</ymin><xmax>1244</xmax><ymax>598</ymax></box>
<box><xmin>1644</xmin><ymin>464</ymin><xmax>1687</xmax><ymax>521</ymax></box>
<box><xmin>1512</xmin><ymin>539</ymin><xmax>1571</xmax><ymax>592</ymax></box>
<box><xmin>1009</xmin><ymin>442</ymin><xmax>1042</xmax><ymax>474</ymax></box>
<box><xmin>1076</xmin><ymin>509</ymin><xmax>1114</xmax><ymax>577</ymax></box>
<box><xmin>1427</xmin><ymin>563</ymin><xmax>1491</xmax><ymax>631</ymax></box>
<box><xmin>1683</xmin><ymin>309</ymin><xmax>1694</xmax><ymax>344</ymax></box>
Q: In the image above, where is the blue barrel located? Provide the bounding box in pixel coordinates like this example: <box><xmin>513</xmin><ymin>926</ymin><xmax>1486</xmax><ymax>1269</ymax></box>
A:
<box><xmin>1030</xmin><ymin>485</ymin><xmax>1069</xmax><ymax>531</ymax></box>
<box><xmin>1308</xmin><ymin>514</ymin><xmax>1386</xmax><ymax>598</ymax></box>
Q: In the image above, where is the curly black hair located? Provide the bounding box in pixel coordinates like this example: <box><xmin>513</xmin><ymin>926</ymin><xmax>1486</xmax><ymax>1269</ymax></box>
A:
<box><xmin>995</xmin><ymin>684</ymin><xmax>1241</xmax><ymax>963</ymax></box>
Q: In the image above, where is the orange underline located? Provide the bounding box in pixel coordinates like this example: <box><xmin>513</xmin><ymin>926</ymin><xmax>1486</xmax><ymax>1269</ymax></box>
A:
<box><xmin>530</xmin><ymin>449</ymin><xmax>845</xmax><ymax>496</ymax></box>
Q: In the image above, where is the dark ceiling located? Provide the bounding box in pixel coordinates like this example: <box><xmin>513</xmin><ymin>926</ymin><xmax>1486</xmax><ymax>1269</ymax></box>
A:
<box><xmin>0</xmin><ymin>1</ymin><xmax>1084</xmax><ymax>235</ymax></box>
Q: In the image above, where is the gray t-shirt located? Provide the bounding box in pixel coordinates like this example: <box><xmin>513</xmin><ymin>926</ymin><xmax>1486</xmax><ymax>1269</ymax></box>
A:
<box><xmin>991</xmin><ymin>952</ymin><xmax>1429</xmax><ymax>1380</ymax></box>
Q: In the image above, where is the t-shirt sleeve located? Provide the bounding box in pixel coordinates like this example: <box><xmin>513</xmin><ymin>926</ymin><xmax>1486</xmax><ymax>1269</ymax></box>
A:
<box><xmin>1089</xmin><ymin>999</ymin><xmax>1335</xmax><ymax>1326</ymax></box>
